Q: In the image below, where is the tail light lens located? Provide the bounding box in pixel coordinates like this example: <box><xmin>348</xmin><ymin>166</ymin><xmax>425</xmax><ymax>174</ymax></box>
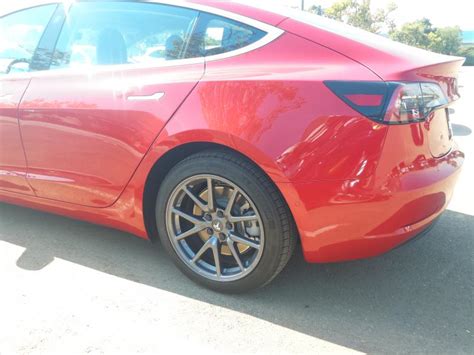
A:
<box><xmin>324</xmin><ymin>81</ymin><xmax>448</xmax><ymax>125</ymax></box>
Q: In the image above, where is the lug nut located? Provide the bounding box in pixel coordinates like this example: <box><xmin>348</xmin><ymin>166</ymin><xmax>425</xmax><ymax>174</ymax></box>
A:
<box><xmin>207</xmin><ymin>228</ymin><xmax>214</xmax><ymax>235</ymax></box>
<box><xmin>204</xmin><ymin>214</ymin><xmax>212</xmax><ymax>221</ymax></box>
<box><xmin>217</xmin><ymin>210</ymin><xmax>224</xmax><ymax>218</ymax></box>
<box><xmin>226</xmin><ymin>222</ymin><xmax>233</xmax><ymax>230</ymax></box>
<box><xmin>219</xmin><ymin>233</ymin><xmax>227</xmax><ymax>241</ymax></box>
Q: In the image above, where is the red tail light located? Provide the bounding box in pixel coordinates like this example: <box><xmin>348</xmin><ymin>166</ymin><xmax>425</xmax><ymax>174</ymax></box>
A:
<box><xmin>325</xmin><ymin>81</ymin><xmax>448</xmax><ymax>125</ymax></box>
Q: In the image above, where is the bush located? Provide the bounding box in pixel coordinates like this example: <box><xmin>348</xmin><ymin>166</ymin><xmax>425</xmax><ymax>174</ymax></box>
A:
<box><xmin>457</xmin><ymin>46</ymin><xmax>474</xmax><ymax>66</ymax></box>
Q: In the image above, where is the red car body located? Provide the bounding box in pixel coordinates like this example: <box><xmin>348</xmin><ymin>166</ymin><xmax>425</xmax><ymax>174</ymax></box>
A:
<box><xmin>0</xmin><ymin>0</ymin><xmax>464</xmax><ymax>263</ymax></box>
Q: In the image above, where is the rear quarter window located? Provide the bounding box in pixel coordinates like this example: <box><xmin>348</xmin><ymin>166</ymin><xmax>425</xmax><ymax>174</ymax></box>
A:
<box><xmin>186</xmin><ymin>13</ymin><xmax>266</xmax><ymax>58</ymax></box>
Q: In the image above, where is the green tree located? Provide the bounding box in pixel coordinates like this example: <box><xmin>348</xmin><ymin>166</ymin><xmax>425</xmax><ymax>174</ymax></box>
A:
<box><xmin>428</xmin><ymin>26</ymin><xmax>462</xmax><ymax>55</ymax></box>
<box><xmin>390</xmin><ymin>18</ymin><xmax>434</xmax><ymax>48</ymax></box>
<box><xmin>324</xmin><ymin>0</ymin><xmax>396</xmax><ymax>34</ymax></box>
<box><xmin>390</xmin><ymin>19</ymin><xmax>462</xmax><ymax>55</ymax></box>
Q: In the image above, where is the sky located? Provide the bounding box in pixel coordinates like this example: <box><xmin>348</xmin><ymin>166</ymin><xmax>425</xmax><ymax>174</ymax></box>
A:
<box><xmin>281</xmin><ymin>0</ymin><xmax>473</xmax><ymax>29</ymax></box>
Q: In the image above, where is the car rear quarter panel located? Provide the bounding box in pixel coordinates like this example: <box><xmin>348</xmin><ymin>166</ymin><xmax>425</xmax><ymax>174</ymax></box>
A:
<box><xmin>189</xmin><ymin>32</ymin><xmax>388</xmax><ymax>183</ymax></box>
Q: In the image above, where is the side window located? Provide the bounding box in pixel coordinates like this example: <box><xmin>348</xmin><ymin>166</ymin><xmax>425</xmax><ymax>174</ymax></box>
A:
<box><xmin>51</xmin><ymin>2</ymin><xmax>198</xmax><ymax>69</ymax></box>
<box><xmin>0</xmin><ymin>4</ymin><xmax>57</xmax><ymax>75</ymax></box>
<box><xmin>187</xmin><ymin>14</ymin><xmax>267</xmax><ymax>58</ymax></box>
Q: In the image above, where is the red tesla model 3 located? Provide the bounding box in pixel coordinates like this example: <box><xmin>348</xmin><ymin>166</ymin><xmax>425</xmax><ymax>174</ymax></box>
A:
<box><xmin>0</xmin><ymin>0</ymin><xmax>465</xmax><ymax>292</ymax></box>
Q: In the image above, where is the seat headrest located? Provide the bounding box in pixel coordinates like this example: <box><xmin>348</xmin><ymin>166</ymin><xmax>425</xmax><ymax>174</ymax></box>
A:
<box><xmin>96</xmin><ymin>28</ymin><xmax>127</xmax><ymax>65</ymax></box>
<box><xmin>165</xmin><ymin>35</ymin><xmax>184</xmax><ymax>60</ymax></box>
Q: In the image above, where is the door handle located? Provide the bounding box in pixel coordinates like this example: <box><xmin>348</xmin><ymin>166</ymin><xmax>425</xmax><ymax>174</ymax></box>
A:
<box><xmin>127</xmin><ymin>92</ymin><xmax>165</xmax><ymax>102</ymax></box>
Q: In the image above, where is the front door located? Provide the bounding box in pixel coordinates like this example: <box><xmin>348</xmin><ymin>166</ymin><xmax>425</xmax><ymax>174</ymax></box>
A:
<box><xmin>0</xmin><ymin>4</ymin><xmax>58</xmax><ymax>195</ymax></box>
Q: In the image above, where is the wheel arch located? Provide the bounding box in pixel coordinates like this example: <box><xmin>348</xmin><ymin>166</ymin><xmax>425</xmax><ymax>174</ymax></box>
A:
<box><xmin>142</xmin><ymin>141</ymin><xmax>299</xmax><ymax>244</ymax></box>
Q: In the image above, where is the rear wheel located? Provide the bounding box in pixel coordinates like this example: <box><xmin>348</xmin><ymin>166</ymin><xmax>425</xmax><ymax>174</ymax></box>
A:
<box><xmin>155</xmin><ymin>150</ymin><xmax>297</xmax><ymax>293</ymax></box>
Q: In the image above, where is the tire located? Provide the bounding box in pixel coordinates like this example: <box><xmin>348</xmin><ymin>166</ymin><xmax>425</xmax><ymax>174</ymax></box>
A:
<box><xmin>155</xmin><ymin>149</ymin><xmax>297</xmax><ymax>293</ymax></box>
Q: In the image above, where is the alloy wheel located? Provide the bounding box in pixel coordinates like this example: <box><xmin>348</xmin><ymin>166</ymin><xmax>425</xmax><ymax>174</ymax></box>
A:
<box><xmin>165</xmin><ymin>174</ymin><xmax>265</xmax><ymax>282</ymax></box>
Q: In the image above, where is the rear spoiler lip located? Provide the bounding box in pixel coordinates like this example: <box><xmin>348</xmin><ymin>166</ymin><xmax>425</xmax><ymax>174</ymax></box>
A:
<box><xmin>381</xmin><ymin>56</ymin><xmax>465</xmax><ymax>79</ymax></box>
<box><xmin>380</xmin><ymin>57</ymin><xmax>465</xmax><ymax>104</ymax></box>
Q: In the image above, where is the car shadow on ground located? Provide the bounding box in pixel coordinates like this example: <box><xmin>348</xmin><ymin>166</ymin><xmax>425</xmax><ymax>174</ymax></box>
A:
<box><xmin>0</xmin><ymin>203</ymin><xmax>472</xmax><ymax>353</ymax></box>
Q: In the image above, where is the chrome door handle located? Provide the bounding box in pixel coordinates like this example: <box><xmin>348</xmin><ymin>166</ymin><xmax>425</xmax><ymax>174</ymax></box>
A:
<box><xmin>127</xmin><ymin>92</ymin><xmax>165</xmax><ymax>102</ymax></box>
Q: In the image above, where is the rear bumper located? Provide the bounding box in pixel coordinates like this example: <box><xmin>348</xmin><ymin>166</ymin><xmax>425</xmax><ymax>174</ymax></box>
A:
<box><xmin>391</xmin><ymin>215</ymin><xmax>440</xmax><ymax>252</ymax></box>
<box><xmin>279</xmin><ymin>148</ymin><xmax>464</xmax><ymax>263</ymax></box>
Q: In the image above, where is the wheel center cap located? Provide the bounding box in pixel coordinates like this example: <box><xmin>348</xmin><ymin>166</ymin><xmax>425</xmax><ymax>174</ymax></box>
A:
<box><xmin>212</xmin><ymin>220</ymin><xmax>224</xmax><ymax>232</ymax></box>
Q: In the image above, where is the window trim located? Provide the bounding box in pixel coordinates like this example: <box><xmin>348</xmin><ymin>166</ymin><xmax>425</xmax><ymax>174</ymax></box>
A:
<box><xmin>1</xmin><ymin>0</ymin><xmax>284</xmax><ymax>77</ymax></box>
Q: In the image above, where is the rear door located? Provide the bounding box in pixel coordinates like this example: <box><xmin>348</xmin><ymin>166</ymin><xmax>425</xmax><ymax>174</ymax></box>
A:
<box><xmin>19</xmin><ymin>2</ymin><xmax>203</xmax><ymax>207</ymax></box>
<box><xmin>0</xmin><ymin>4</ymin><xmax>57</xmax><ymax>195</ymax></box>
